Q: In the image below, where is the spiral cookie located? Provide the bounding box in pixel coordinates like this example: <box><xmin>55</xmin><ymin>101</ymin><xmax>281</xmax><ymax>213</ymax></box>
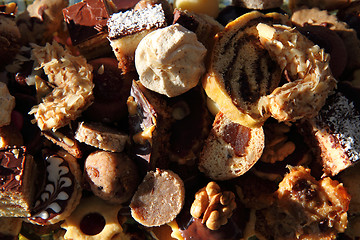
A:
<box><xmin>256</xmin><ymin>23</ymin><xmax>337</xmax><ymax>122</ymax></box>
<box><xmin>28</xmin><ymin>150</ymin><xmax>82</xmax><ymax>225</ymax></box>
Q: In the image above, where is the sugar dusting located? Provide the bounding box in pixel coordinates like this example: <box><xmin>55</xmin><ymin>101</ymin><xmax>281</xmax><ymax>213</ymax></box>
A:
<box><xmin>107</xmin><ymin>4</ymin><xmax>166</xmax><ymax>39</ymax></box>
<box><xmin>315</xmin><ymin>92</ymin><xmax>360</xmax><ymax>163</ymax></box>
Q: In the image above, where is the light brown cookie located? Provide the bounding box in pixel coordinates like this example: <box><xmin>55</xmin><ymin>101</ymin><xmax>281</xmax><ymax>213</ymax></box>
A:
<box><xmin>130</xmin><ymin>169</ymin><xmax>185</xmax><ymax>227</ymax></box>
<box><xmin>84</xmin><ymin>150</ymin><xmax>140</xmax><ymax>204</ymax></box>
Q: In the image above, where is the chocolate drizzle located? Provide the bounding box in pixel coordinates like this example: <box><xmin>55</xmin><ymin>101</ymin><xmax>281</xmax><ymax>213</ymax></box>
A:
<box><xmin>0</xmin><ymin>147</ymin><xmax>26</xmax><ymax>192</ymax></box>
<box><xmin>30</xmin><ymin>153</ymin><xmax>74</xmax><ymax>225</ymax></box>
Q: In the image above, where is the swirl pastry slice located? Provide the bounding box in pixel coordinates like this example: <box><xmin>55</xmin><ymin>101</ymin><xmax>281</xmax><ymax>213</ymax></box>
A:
<box><xmin>203</xmin><ymin>11</ymin><xmax>288</xmax><ymax>128</ymax></box>
<box><xmin>29</xmin><ymin>150</ymin><xmax>82</xmax><ymax>225</ymax></box>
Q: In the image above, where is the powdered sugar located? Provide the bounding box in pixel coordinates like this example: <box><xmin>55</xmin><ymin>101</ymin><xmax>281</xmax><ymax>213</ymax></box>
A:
<box><xmin>107</xmin><ymin>4</ymin><xmax>166</xmax><ymax>39</ymax></box>
<box><xmin>315</xmin><ymin>92</ymin><xmax>360</xmax><ymax>163</ymax></box>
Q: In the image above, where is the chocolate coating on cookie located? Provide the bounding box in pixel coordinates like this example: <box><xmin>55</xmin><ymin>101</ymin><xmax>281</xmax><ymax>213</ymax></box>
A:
<box><xmin>30</xmin><ymin>152</ymin><xmax>76</xmax><ymax>225</ymax></box>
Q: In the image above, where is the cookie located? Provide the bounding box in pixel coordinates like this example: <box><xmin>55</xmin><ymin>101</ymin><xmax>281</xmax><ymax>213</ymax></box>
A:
<box><xmin>84</xmin><ymin>150</ymin><xmax>140</xmax><ymax>204</ymax></box>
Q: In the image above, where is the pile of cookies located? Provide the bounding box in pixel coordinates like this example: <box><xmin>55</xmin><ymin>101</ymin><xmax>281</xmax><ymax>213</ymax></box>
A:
<box><xmin>1</xmin><ymin>0</ymin><xmax>360</xmax><ymax>239</ymax></box>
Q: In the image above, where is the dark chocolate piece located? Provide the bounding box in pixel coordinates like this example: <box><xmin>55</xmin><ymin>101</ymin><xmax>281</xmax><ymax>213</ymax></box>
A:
<box><xmin>172</xmin><ymin>8</ymin><xmax>199</xmax><ymax>33</ymax></box>
<box><xmin>63</xmin><ymin>0</ymin><xmax>111</xmax><ymax>45</ymax></box>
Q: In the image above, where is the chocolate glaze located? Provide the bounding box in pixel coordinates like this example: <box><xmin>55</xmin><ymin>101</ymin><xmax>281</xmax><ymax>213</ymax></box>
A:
<box><xmin>172</xmin><ymin>9</ymin><xmax>199</xmax><ymax>33</ymax></box>
<box><xmin>168</xmin><ymin>86</ymin><xmax>211</xmax><ymax>160</ymax></box>
<box><xmin>63</xmin><ymin>0</ymin><xmax>110</xmax><ymax>45</ymax></box>
<box><xmin>0</xmin><ymin>147</ymin><xmax>26</xmax><ymax>193</ymax></box>
<box><xmin>128</xmin><ymin>81</ymin><xmax>158</xmax><ymax>171</ymax></box>
<box><xmin>30</xmin><ymin>152</ymin><xmax>75</xmax><ymax>225</ymax></box>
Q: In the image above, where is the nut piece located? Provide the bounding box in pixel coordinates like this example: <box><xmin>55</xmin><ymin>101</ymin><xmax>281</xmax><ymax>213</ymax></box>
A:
<box><xmin>190</xmin><ymin>182</ymin><xmax>236</xmax><ymax>230</ymax></box>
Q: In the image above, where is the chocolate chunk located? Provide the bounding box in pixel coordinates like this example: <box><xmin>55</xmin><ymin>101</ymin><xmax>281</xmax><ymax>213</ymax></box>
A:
<box><xmin>63</xmin><ymin>0</ymin><xmax>111</xmax><ymax>45</ymax></box>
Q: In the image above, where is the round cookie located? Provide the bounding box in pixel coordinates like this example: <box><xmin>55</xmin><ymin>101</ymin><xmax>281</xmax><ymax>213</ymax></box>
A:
<box><xmin>84</xmin><ymin>150</ymin><xmax>140</xmax><ymax>204</ymax></box>
<box><xmin>135</xmin><ymin>24</ymin><xmax>207</xmax><ymax>98</ymax></box>
<box><xmin>61</xmin><ymin>196</ymin><xmax>125</xmax><ymax>240</ymax></box>
<box><xmin>130</xmin><ymin>169</ymin><xmax>185</xmax><ymax>227</ymax></box>
<box><xmin>28</xmin><ymin>149</ymin><xmax>82</xmax><ymax>225</ymax></box>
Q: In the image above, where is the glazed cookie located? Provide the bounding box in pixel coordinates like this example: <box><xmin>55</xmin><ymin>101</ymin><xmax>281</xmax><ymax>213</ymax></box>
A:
<box><xmin>61</xmin><ymin>196</ymin><xmax>125</xmax><ymax>240</ymax></box>
<box><xmin>28</xmin><ymin>149</ymin><xmax>82</xmax><ymax>225</ymax></box>
<box><xmin>135</xmin><ymin>24</ymin><xmax>207</xmax><ymax>97</ymax></box>
<box><xmin>84</xmin><ymin>150</ymin><xmax>140</xmax><ymax>204</ymax></box>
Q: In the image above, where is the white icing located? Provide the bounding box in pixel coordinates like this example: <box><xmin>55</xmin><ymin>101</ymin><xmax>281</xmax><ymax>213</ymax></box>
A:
<box><xmin>57</xmin><ymin>191</ymin><xmax>69</xmax><ymax>201</ymax></box>
<box><xmin>32</xmin><ymin>155</ymin><xmax>74</xmax><ymax>221</ymax></box>
<box><xmin>48</xmin><ymin>202</ymin><xmax>61</xmax><ymax>213</ymax></box>
<box><xmin>107</xmin><ymin>4</ymin><xmax>166</xmax><ymax>39</ymax></box>
<box><xmin>38</xmin><ymin>211</ymin><xmax>49</xmax><ymax>220</ymax></box>
<box><xmin>315</xmin><ymin>93</ymin><xmax>360</xmax><ymax>163</ymax></box>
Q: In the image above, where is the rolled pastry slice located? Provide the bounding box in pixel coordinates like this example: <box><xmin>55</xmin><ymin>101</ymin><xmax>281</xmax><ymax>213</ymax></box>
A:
<box><xmin>130</xmin><ymin>169</ymin><xmax>185</xmax><ymax>227</ymax></box>
<box><xmin>203</xmin><ymin>11</ymin><xmax>289</xmax><ymax>128</ymax></box>
<box><xmin>28</xmin><ymin>149</ymin><xmax>82</xmax><ymax>225</ymax></box>
<box><xmin>198</xmin><ymin>112</ymin><xmax>264</xmax><ymax>181</ymax></box>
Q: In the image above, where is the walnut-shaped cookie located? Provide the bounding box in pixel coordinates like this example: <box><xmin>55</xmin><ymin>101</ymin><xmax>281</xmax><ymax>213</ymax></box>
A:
<box><xmin>190</xmin><ymin>182</ymin><xmax>236</xmax><ymax>231</ymax></box>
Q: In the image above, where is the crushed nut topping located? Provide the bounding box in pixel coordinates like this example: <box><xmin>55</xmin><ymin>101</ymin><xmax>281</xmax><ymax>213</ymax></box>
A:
<box><xmin>261</xmin><ymin>122</ymin><xmax>295</xmax><ymax>163</ymax></box>
<box><xmin>190</xmin><ymin>182</ymin><xmax>236</xmax><ymax>230</ymax></box>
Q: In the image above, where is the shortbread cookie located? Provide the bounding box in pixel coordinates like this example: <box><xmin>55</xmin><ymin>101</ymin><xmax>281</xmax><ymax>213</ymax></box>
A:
<box><xmin>29</xmin><ymin>149</ymin><xmax>82</xmax><ymax>225</ymax></box>
<box><xmin>0</xmin><ymin>82</ymin><xmax>15</xmax><ymax>127</ymax></box>
<box><xmin>135</xmin><ymin>24</ymin><xmax>207</xmax><ymax>97</ymax></box>
<box><xmin>84</xmin><ymin>150</ymin><xmax>139</xmax><ymax>204</ymax></box>
<box><xmin>61</xmin><ymin>196</ymin><xmax>124</xmax><ymax>240</ymax></box>
<box><xmin>130</xmin><ymin>169</ymin><xmax>185</xmax><ymax>227</ymax></box>
<box><xmin>199</xmin><ymin>112</ymin><xmax>264</xmax><ymax>180</ymax></box>
<box><xmin>75</xmin><ymin>122</ymin><xmax>128</xmax><ymax>153</ymax></box>
<box><xmin>203</xmin><ymin>11</ymin><xmax>288</xmax><ymax>128</ymax></box>
<box><xmin>29</xmin><ymin>41</ymin><xmax>94</xmax><ymax>131</ymax></box>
